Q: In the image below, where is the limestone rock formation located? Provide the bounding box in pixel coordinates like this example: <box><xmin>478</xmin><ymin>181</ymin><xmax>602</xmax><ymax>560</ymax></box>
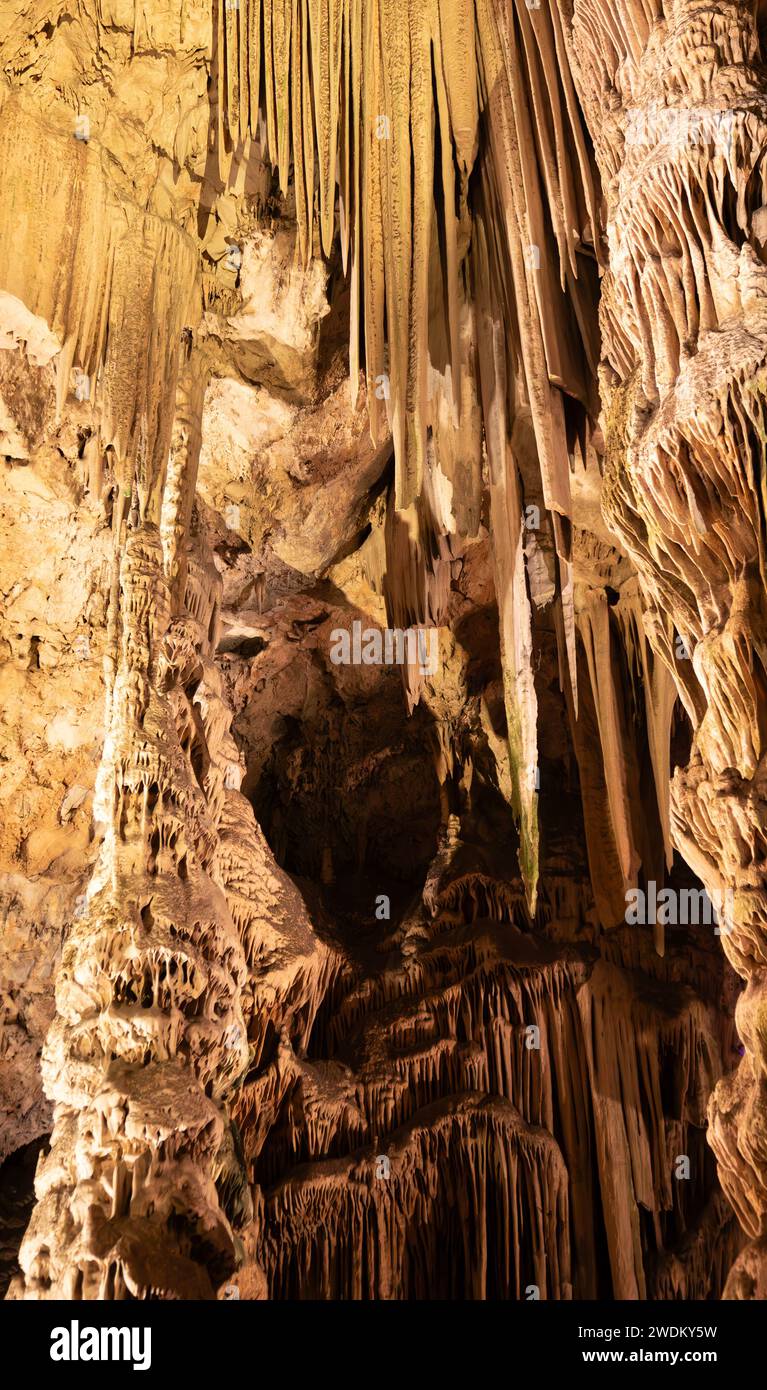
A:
<box><xmin>0</xmin><ymin>0</ymin><xmax>763</xmax><ymax>1301</ymax></box>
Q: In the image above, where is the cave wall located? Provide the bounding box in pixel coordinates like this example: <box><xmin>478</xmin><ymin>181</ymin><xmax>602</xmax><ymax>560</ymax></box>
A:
<box><xmin>0</xmin><ymin>0</ymin><xmax>760</xmax><ymax>1300</ymax></box>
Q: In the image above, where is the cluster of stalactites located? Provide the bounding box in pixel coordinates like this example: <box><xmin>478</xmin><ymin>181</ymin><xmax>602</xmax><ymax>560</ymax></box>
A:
<box><xmin>0</xmin><ymin>99</ymin><xmax>199</xmax><ymax>519</ymax></box>
<box><xmin>261</xmin><ymin>1096</ymin><xmax>573</xmax><ymax>1299</ymax></box>
<box><xmin>245</xmin><ymin>870</ymin><xmax>726</xmax><ymax>1301</ymax></box>
<box><xmin>219</xmin><ymin>0</ymin><xmax>480</xmax><ymax>509</ymax></box>
<box><xmin>216</xmin><ymin>1</ymin><xmax>606</xmax><ymax>908</ymax></box>
<box><xmin>222</xmin><ymin>0</ymin><xmax>601</xmax><ymax>500</ymax></box>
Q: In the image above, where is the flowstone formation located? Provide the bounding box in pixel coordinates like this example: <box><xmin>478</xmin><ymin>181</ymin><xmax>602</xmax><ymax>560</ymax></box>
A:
<box><xmin>0</xmin><ymin>0</ymin><xmax>762</xmax><ymax>1300</ymax></box>
<box><xmin>563</xmin><ymin>0</ymin><xmax>767</xmax><ymax>1299</ymax></box>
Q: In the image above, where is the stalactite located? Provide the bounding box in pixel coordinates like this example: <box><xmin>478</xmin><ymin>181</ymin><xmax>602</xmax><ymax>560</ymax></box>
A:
<box><xmin>260</xmin><ymin>1096</ymin><xmax>573</xmax><ymax>1299</ymax></box>
<box><xmin>650</xmin><ymin>1192</ymin><xmax>743</xmax><ymax>1300</ymax></box>
<box><xmin>577</xmin><ymin>590</ymin><xmax>641</xmax><ymax>896</ymax></box>
<box><xmin>223</xmin><ymin>1</ymin><xmax>610</xmax><ymax>910</ymax></box>
<box><xmin>254</xmin><ymin>832</ymin><xmax>728</xmax><ymax>1300</ymax></box>
<box><xmin>0</xmin><ymin>98</ymin><xmax>199</xmax><ymax>509</ymax></box>
<box><xmin>474</xmin><ymin>210</ymin><xmax>540</xmax><ymax>910</ymax></box>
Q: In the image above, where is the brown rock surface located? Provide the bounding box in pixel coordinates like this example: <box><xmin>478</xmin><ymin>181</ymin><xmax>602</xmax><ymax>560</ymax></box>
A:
<box><xmin>0</xmin><ymin>0</ymin><xmax>760</xmax><ymax>1301</ymax></box>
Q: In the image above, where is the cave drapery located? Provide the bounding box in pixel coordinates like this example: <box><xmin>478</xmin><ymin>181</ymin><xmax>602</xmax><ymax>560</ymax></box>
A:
<box><xmin>0</xmin><ymin>0</ymin><xmax>765</xmax><ymax>1300</ymax></box>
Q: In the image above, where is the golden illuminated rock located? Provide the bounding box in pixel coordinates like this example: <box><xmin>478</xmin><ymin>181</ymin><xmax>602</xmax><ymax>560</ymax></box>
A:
<box><xmin>0</xmin><ymin>0</ymin><xmax>762</xmax><ymax>1301</ymax></box>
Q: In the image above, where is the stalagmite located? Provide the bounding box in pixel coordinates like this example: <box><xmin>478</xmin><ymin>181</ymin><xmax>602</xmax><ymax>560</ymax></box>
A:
<box><xmin>10</xmin><ymin>345</ymin><xmax>254</xmax><ymax>1298</ymax></box>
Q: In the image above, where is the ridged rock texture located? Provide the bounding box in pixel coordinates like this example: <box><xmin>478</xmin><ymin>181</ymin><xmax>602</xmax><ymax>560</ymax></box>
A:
<box><xmin>0</xmin><ymin>0</ymin><xmax>762</xmax><ymax>1300</ymax></box>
